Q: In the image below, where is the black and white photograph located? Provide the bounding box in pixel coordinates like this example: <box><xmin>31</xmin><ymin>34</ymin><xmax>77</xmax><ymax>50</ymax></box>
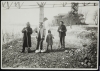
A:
<box><xmin>1</xmin><ymin>1</ymin><xmax>99</xmax><ymax>70</ymax></box>
<box><xmin>99</xmin><ymin>66</ymin><xmax>100</xmax><ymax>71</ymax></box>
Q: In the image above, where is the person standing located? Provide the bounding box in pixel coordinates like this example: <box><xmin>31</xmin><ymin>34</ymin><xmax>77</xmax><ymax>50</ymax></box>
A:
<box><xmin>57</xmin><ymin>21</ymin><xmax>67</xmax><ymax>48</ymax></box>
<box><xmin>22</xmin><ymin>22</ymin><xmax>33</xmax><ymax>53</ymax></box>
<box><xmin>35</xmin><ymin>22</ymin><xmax>46</xmax><ymax>53</ymax></box>
<box><xmin>46</xmin><ymin>30</ymin><xmax>54</xmax><ymax>51</ymax></box>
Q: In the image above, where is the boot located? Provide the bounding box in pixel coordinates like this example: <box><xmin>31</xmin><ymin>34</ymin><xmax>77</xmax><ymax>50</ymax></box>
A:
<box><xmin>28</xmin><ymin>47</ymin><xmax>31</xmax><ymax>53</ymax></box>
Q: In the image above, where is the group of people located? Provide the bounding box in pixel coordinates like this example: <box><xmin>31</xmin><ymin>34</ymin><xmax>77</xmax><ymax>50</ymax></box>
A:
<box><xmin>21</xmin><ymin>21</ymin><xmax>67</xmax><ymax>53</ymax></box>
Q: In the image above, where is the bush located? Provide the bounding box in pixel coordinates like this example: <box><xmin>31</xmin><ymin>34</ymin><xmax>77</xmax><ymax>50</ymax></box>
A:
<box><xmin>70</xmin><ymin>28</ymin><xmax>97</xmax><ymax>68</ymax></box>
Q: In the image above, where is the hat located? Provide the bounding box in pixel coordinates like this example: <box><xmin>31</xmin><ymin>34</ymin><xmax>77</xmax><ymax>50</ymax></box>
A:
<box><xmin>26</xmin><ymin>22</ymin><xmax>30</xmax><ymax>26</ymax></box>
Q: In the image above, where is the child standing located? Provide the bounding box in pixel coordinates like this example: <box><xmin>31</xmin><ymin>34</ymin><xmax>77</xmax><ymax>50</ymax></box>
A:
<box><xmin>46</xmin><ymin>30</ymin><xmax>54</xmax><ymax>51</ymax></box>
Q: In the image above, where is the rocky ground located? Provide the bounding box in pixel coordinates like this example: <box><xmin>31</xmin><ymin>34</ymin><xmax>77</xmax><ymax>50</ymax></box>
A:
<box><xmin>2</xmin><ymin>25</ymin><xmax>98</xmax><ymax>69</ymax></box>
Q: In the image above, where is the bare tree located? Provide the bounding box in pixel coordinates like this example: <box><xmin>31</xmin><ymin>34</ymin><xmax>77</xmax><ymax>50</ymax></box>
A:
<box><xmin>93</xmin><ymin>10</ymin><xmax>98</xmax><ymax>25</ymax></box>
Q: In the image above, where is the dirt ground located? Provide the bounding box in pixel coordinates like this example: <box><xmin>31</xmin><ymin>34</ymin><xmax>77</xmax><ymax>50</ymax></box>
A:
<box><xmin>2</xmin><ymin>25</ymin><xmax>98</xmax><ymax>69</ymax></box>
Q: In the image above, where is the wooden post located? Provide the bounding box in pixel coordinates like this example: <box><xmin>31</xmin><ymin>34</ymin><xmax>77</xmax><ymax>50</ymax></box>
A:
<box><xmin>37</xmin><ymin>2</ymin><xmax>46</xmax><ymax>23</ymax></box>
<box><xmin>39</xmin><ymin>6</ymin><xmax>44</xmax><ymax>22</ymax></box>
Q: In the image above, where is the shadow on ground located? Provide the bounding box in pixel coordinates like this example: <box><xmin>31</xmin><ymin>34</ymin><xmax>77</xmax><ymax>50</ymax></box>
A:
<box><xmin>28</xmin><ymin>47</ymin><xmax>78</xmax><ymax>53</ymax></box>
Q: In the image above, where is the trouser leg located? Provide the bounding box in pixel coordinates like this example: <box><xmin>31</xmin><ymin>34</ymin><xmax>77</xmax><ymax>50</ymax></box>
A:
<box><xmin>27</xmin><ymin>47</ymin><xmax>31</xmax><ymax>52</ymax></box>
<box><xmin>22</xmin><ymin>46</ymin><xmax>25</xmax><ymax>52</ymax></box>
<box><xmin>40</xmin><ymin>40</ymin><xmax>43</xmax><ymax>50</ymax></box>
<box><xmin>36</xmin><ymin>40</ymin><xmax>40</xmax><ymax>50</ymax></box>
<box><xmin>62</xmin><ymin>36</ymin><xmax>65</xmax><ymax>48</ymax></box>
<box><xmin>47</xmin><ymin>44</ymin><xmax>49</xmax><ymax>50</ymax></box>
<box><xmin>60</xmin><ymin>36</ymin><xmax>62</xmax><ymax>46</ymax></box>
<box><xmin>51</xmin><ymin>45</ymin><xmax>52</xmax><ymax>50</ymax></box>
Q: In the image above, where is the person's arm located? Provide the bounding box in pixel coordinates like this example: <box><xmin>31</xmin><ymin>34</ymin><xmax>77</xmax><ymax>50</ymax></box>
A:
<box><xmin>44</xmin><ymin>28</ymin><xmax>46</xmax><ymax>37</ymax></box>
<box><xmin>57</xmin><ymin>26</ymin><xmax>60</xmax><ymax>32</ymax></box>
<box><xmin>46</xmin><ymin>35</ymin><xmax>48</xmax><ymax>43</ymax></box>
<box><xmin>27</xmin><ymin>28</ymin><xmax>33</xmax><ymax>34</ymax></box>
<box><xmin>65</xmin><ymin>26</ymin><xmax>67</xmax><ymax>32</ymax></box>
<box><xmin>42</xmin><ymin>29</ymin><xmax>46</xmax><ymax>40</ymax></box>
<box><xmin>62</xmin><ymin>25</ymin><xmax>67</xmax><ymax>32</ymax></box>
<box><xmin>22</xmin><ymin>28</ymin><xmax>26</xmax><ymax>33</ymax></box>
<box><xmin>33</xmin><ymin>27</ymin><xmax>38</xmax><ymax>33</ymax></box>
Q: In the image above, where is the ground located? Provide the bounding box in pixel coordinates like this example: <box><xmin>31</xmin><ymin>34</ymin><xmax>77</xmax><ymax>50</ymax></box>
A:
<box><xmin>2</xmin><ymin>25</ymin><xmax>98</xmax><ymax>69</ymax></box>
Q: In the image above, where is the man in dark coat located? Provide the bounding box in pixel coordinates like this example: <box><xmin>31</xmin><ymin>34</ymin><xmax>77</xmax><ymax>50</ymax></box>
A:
<box><xmin>22</xmin><ymin>22</ymin><xmax>33</xmax><ymax>53</ymax></box>
<box><xmin>57</xmin><ymin>21</ymin><xmax>67</xmax><ymax>48</ymax></box>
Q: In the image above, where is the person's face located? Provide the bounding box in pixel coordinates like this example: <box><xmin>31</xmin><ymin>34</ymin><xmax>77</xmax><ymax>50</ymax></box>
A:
<box><xmin>26</xmin><ymin>22</ymin><xmax>30</xmax><ymax>27</ymax></box>
<box><xmin>60</xmin><ymin>22</ymin><xmax>63</xmax><ymax>26</ymax></box>
<box><xmin>49</xmin><ymin>32</ymin><xmax>51</xmax><ymax>34</ymax></box>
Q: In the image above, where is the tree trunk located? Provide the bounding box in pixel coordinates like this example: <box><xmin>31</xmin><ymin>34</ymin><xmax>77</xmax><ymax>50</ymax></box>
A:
<box><xmin>39</xmin><ymin>6</ymin><xmax>44</xmax><ymax>23</ymax></box>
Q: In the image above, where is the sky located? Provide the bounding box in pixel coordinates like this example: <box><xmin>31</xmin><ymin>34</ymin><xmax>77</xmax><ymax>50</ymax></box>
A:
<box><xmin>1</xmin><ymin>1</ymin><xmax>99</xmax><ymax>26</ymax></box>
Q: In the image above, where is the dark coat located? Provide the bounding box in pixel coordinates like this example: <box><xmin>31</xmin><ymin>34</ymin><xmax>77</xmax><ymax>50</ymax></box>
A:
<box><xmin>46</xmin><ymin>33</ymin><xmax>53</xmax><ymax>45</ymax></box>
<box><xmin>22</xmin><ymin>27</ymin><xmax>33</xmax><ymax>47</ymax></box>
<box><xmin>57</xmin><ymin>24</ymin><xmax>67</xmax><ymax>37</ymax></box>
